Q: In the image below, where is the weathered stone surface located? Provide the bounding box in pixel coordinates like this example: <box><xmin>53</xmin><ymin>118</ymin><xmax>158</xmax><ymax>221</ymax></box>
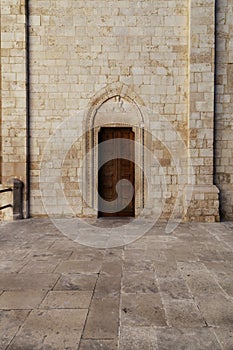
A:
<box><xmin>121</xmin><ymin>293</ymin><xmax>166</xmax><ymax>327</ymax></box>
<box><xmin>119</xmin><ymin>326</ymin><xmax>157</xmax><ymax>350</ymax></box>
<box><xmin>0</xmin><ymin>249</ymin><xmax>29</xmax><ymax>261</ymax></box>
<box><xmin>122</xmin><ymin>271</ymin><xmax>158</xmax><ymax>294</ymax></box>
<box><xmin>19</xmin><ymin>260</ymin><xmax>59</xmax><ymax>274</ymax></box>
<box><xmin>27</xmin><ymin>249</ymin><xmax>72</xmax><ymax>261</ymax></box>
<box><xmin>123</xmin><ymin>259</ymin><xmax>154</xmax><ymax>272</ymax></box>
<box><xmin>0</xmin><ymin>310</ymin><xmax>29</xmax><ymax>349</ymax></box>
<box><xmin>54</xmin><ymin>273</ymin><xmax>98</xmax><ymax>291</ymax></box>
<box><xmin>40</xmin><ymin>291</ymin><xmax>92</xmax><ymax>309</ymax></box>
<box><xmin>178</xmin><ymin>262</ymin><xmax>222</xmax><ymax>296</ymax></box>
<box><xmin>204</xmin><ymin>261</ymin><xmax>233</xmax><ymax>297</ymax></box>
<box><xmin>83</xmin><ymin>297</ymin><xmax>120</xmax><ymax>339</ymax></box>
<box><xmin>156</xmin><ymin>328</ymin><xmax>222</xmax><ymax>350</ymax></box>
<box><xmin>0</xmin><ymin>273</ymin><xmax>59</xmax><ymax>290</ymax></box>
<box><xmin>154</xmin><ymin>259</ymin><xmax>182</xmax><ymax>279</ymax></box>
<box><xmin>213</xmin><ymin>328</ymin><xmax>233</xmax><ymax>350</ymax></box>
<box><xmin>101</xmin><ymin>259</ymin><xmax>122</xmax><ymax>276</ymax></box>
<box><xmin>195</xmin><ymin>295</ymin><xmax>233</xmax><ymax>327</ymax></box>
<box><xmin>0</xmin><ymin>260</ymin><xmax>26</xmax><ymax>273</ymax></box>
<box><xmin>178</xmin><ymin>262</ymin><xmax>233</xmax><ymax>326</ymax></box>
<box><xmin>94</xmin><ymin>274</ymin><xmax>121</xmax><ymax>298</ymax></box>
<box><xmin>69</xmin><ymin>248</ymin><xmax>104</xmax><ymax>261</ymax></box>
<box><xmin>163</xmin><ymin>299</ymin><xmax>205</xmax><ymax>327</ymax></box>
<box><xmin>7</xmin><ymin>309</ymin><xmax>87</xmax><ymax>350</ymax></box>
<box><xmin>0</xmin><ymin>291</ymin><xmax>46</xmax><ymax>310</ymax></box>
<box><xmin>79</xmin><ymin>339</ymin><xmax>118</xmax><ymax>350</ymax></box>
<box><xmin>55</xmin><ymin>260</ymin><xmax>102</xmax><ymax>274</ymax></box>
<box><xmin>158</xmin><ymin>277</ymin><xmax>192</xmax><ymax>300</ymax></box>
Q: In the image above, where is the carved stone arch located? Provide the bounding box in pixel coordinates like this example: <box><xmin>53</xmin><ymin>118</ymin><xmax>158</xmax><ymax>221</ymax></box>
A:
<box><xmin>83</xmin><ymin>83</ymin><xmax>148</xmax><ymax>217</ymax></box>
<box><xmin>85</xmin><ymin>82</ymin><xmax>147</xmax><ymax>132</ymax></box>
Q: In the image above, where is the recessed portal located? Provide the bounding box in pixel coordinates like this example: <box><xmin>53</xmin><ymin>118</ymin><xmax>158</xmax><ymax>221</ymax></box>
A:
<box><xmin>98</xmin><ymin>127</ymin><xmax>135</xmax><ymax>217</ymax></box>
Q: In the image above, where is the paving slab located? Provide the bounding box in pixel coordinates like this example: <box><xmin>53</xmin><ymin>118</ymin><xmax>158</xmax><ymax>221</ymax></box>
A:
<box><xmin>122</xmin><ymin>271</ymin><xmax>158</xmax><ymax>294</ymax></box>
<box><xmin>26</xmin><ymin>249</ymin><xmax>73</xmax><ymax>261</ymax></box>
<box><xmin>0</xmin><ymin>273</ymin><xmax>59</xmax><ymax>291</ymax></box>
<box><xmin>145</xmin><ymin>249</ymin><xmax>173</xmax><ymax>262</ymax></box>
<box><xmin>158</xmin><ymin>277</ymin><xmax>192</xmax><ymax>300</ymax></box>
<box><xmin>213</xmin><ymin>328</ymin><xmax>233</xmax><ymax>350</ymax></box>
<box><xmin>54</xmin><ymin>273</ymin><xmax>98</xmax><ymax>291</ymax></box>
<box><xmin>55</xmin><ymin>260</ymin><xmax>103</xmax><ymax>274</ymax></box>
<box><xmin>20</xmin><ymin>239</ymin><xmax>56</xmax><ymax>250</ymax></box>
<box><xmin>49</xmin><ymin>239</ymin><xmax>83</xmax><ymax>251</ymax></box>
<box><xmin>83</xmin><ymin>296</ymin><xmax>120</xmax><ymax>339</ymax></box>
<box><xmin>19</xmin><ymin>260</ymin><xmax>59</xmax><ymax>273</ymax></box>
<box><xmin>7</xmin><ymin>309</ymin><xmax>87</xmax><ymax>350</ymax></box>
<box><xmin>0</xmin><ymin>249</ymin><xmax>30</xmax><ymax>261</ymax></box>
<box><xmin>194</xmin><ymin>294</ymin><xmax>233</xmax><ymax>327</ymax></box>
<box><xmin>0</xmin><ymin>291</ymin><xmax>47</xmax><ymax>310</ymax></box>
<box><xmin>69</xmin><ymin>248</ymin><xmax>105</xmax><ymax>261</ymax></box>
<box><xmin>94</xmin><ymin>274</ymin><xmax>121</xmax><ymax>298</ymax></box>
<box><xmin>156</xmin><ymin>327</ymin><xmax>222</xmax><ymax>350</ymax></box>
<box><xmin>40</xmin><ymin>290</ymin><xmax>92</xmax><ymax>309</ymax></box>
<box><xmin>154</xmin><ymin>253</ymin><xmax>181</xmax><ymax>278</ymax></box>
<box><xmin>123</xmin><ymin>258</ymin><xmax>154</xmax><ymax>272</ymax></box>
<box><xmin>0</xmin><ymin>260</ymin><xmax>27</xmax><ymax>273</ymax></box>
<box><xmin>119</xmin><ymin>325</ymin><xmax>157</xmax><ymax>350</ymax></box>
<box><xmin>101</xmin><ymin>258</ymin><xmax>122</xmax><ymax>276</ymax></box>
<box><xmin>121</xmin><ymin>293</ymin><xmax>167</xmax><ymax>327</ymax></box>
<box><xmin>0</xmin><ymin>310</ymin><xmax>30</xmax><ymax>349</ymax></box>
<box><xmin>79</xmin><ymin>339</ymin><xmax>118</xmax><ymax>350</ymax></box>
<box><xmin>204</xmin><ymin>261</ymin><xmax>233</xmax><ymax>297</ymax></box>
<box><xmin>178</xmin><ymin>261</ymin><xmax>233</xmax><ymax>327</ymax></box>
<box><xmin>178</xmin><ymin>261</ymin><xmax>224</xmax><ymax>296</ymax></box>
<box><xmin>162</xmin><ymin>299</ymin><xmax>206</xmax><ymax>327</ymax></box>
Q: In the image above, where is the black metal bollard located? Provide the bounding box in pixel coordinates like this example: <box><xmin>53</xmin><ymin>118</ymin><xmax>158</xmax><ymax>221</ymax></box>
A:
<box><xmin>13</xmin><ymin>179</ymin><xmax>24</xmax><ymax>220</ymax></box>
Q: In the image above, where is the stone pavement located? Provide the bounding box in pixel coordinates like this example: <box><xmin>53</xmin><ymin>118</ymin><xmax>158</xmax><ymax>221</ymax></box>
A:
<box><xmin>0</xmin><ymin>218</ymin><xmax>233</xmax><ymax>350</ymax></box>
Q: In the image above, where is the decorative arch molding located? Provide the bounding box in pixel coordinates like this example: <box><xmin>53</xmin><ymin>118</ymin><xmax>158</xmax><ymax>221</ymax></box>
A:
<box><xmin>83</xmin><ymin>83</ymin><xmax>148</xmax><ymax>217</ymax></box>
<box><xmin>84</xmin><ymin>82</ymin><xmax>147</xmax><ymax>131</ymax></box>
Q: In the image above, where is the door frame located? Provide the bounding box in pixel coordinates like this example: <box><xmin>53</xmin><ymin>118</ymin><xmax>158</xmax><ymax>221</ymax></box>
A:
<box><xmin>97</xmin><ymin>127</ymin><xmax>135</xmax><ymax>218</ymax></box>
<box><xmin>88</xmin><ymin>123</ymin><xmax>145</xmax><ymax>218</ymax></box>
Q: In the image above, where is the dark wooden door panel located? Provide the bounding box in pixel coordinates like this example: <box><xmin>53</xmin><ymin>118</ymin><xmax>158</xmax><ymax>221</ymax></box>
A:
<box><xmin>98</xmin><ymin>127</ymin><xmax>135</xmax><ymax>217</ymax></box>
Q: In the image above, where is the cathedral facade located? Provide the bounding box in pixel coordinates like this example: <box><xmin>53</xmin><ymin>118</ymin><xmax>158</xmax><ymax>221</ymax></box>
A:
<box><xmin>0</xmin><ymin>0</ymin><xmax>232</xmax><ymax>222</ymax></box>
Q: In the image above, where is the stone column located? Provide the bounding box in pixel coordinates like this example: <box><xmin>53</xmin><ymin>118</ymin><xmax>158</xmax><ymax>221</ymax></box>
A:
<box><xmin>185</xmin><ymin>0</ymin><xmax>220</xmax><ymax>222</ymax></box>
<box><xmin>0</xmin><ymin>0</ymin><xmax>28</xmax><ymax>217</ymax></box>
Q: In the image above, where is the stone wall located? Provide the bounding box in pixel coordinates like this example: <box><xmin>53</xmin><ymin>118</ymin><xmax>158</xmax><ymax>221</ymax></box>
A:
<box><xmin>0</xmin><ymin>0</ymin><xmax>28</xmax><ymax>217</ymax></box>
<box><xmin>215</xmin><ymin>0</ymin><xmax>233</xmax><ymax>220</ymax></box>
<box><xmin>1</xmin><ymin>0</ymin><xmax>231</xmax><ymax>222</ymax></box>
<box><xmin>29</xmin><ymin>0</ymin><xmax>190</xmax><ymax>219</ymax></box>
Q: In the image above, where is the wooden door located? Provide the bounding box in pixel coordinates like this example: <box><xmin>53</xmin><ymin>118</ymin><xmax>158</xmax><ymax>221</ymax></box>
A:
<box><xmin>98</xmin><ymin>127</ymin><xmax>135</xmax><ymax>217</ymax></box>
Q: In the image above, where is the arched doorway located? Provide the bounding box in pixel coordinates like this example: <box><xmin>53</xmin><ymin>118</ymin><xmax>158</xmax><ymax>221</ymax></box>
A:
<box><xmin>83</xmin><ymin>84</ymin><xmax>148</xmax><ymax>218</ymax></box>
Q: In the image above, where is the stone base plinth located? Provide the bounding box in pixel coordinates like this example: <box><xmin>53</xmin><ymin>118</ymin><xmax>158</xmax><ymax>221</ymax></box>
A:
<box><xmin>184</xmin><ymin>185</ymin><xmax>220</xmax><ymax>222</ymax></box>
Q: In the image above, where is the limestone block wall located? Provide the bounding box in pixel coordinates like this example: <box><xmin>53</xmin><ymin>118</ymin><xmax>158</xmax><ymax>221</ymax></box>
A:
<box><xmin>29</xmin><ymin>0</ymin><xmax>190</xmax><ymax>218</ymax></box>
<box><xmin>0</xmin><ymin>0</ymin><xmax>28</xmax><ymax>217</ymax></box>
<box><xmin>215</xmin><ymin>0</ymin><xmax>233</xmax><ymax>220</ymax></box>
